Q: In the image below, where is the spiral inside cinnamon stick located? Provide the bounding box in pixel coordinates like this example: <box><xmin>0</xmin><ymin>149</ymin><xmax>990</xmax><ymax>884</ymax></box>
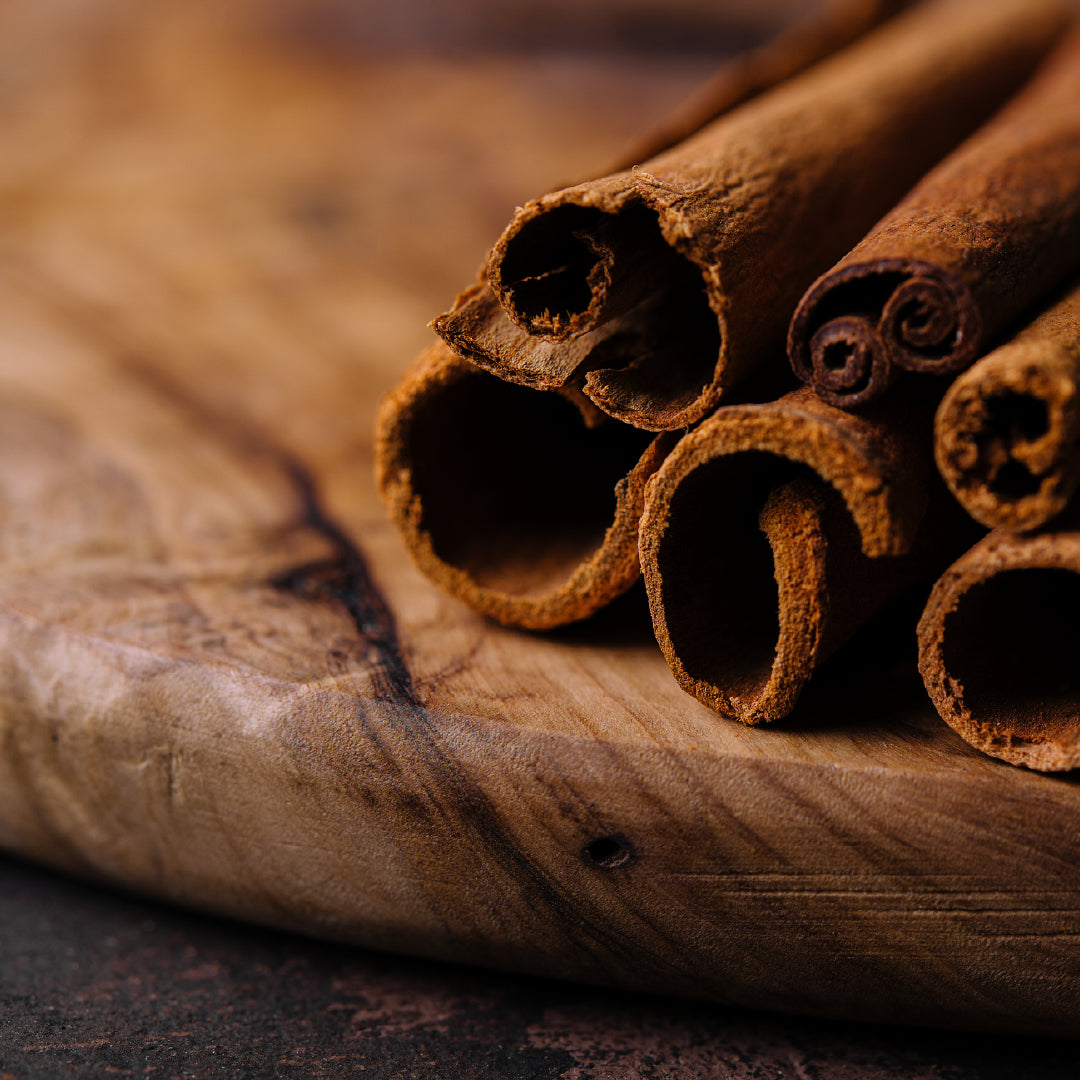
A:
<box><xmin>808</xmin><ymin>316</ymin><xmax>889</xmax><ymax>401</ymax></box>
<box><xmin>790</xmin><ymin>260</ymin><xmax>979</xmax><ymax>408</ymax></box>
<box><xmin>918</xmin><ymin>530</ymin><xmax>1080</xmax><ymax>771</ymax></box>
<box><xmin>880</xmin><ymin>276</ymin><xmax>964</xmax><ymax>370</ymax></box>
<box><xmin>456</xmin><ymin>0</ymin><xmax>1067</xmax><ymax>430</ymax></box>
<box><xmin>791</xmin><ymin>28</ymin><xmax>1080</xmax><ymax>411</ymax></box>
<box><xmin>376</xmin><ymin>343</ymin><xmax>659</xmax><ymax>629</ymax></box>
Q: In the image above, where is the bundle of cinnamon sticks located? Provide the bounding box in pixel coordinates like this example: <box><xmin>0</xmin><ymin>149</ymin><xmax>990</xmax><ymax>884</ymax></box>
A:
<box><xmin>377</xmin><ymin>0</ymin><xmax>1080</xmax><ymax>770</ymax></box>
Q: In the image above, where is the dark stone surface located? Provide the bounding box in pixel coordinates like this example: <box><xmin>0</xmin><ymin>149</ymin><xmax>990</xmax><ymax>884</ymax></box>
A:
<box><xmin>1</xmin><ymin>855</ymin><xmax>1077</xmax><ymax>1079</ymax></box>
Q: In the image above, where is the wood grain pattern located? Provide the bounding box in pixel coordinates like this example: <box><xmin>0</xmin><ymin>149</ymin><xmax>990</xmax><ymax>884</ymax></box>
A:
<box><xmin>1</xmin><ymin>0</ymin><xmax>1079</xmax><ymax>1037</ymax></box>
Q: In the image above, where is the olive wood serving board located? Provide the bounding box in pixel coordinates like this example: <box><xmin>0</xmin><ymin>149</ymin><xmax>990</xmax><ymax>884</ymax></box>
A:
<box><xmin>0</xmin><ymin>0</ymin><xmax>1078</xmax><ymax>1039</ymax></box>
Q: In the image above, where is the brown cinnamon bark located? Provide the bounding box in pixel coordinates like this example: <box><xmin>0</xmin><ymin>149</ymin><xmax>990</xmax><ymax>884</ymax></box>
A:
<box><xmin>609</xmin><ymin>0</ymin><xmax>913</xmax><ymax>171</ymax></box>
<box><xmin>375</xmin><ymin>341</ymin><xmax>669</xmax><ymax>629</ymax></box>
<box><xmin>790</xmin><ymin>27</ymin><xmax>1080</xmax><ymax>410</ymax></box>
<box><xmin>918</xmin><ymin>525</ymin><xmax>1080</xmax><ymax>771</ymax></box>
<box><xmin>935</xmin><ymin>281</ymin><xmax>1080</xmax><ymax>533</ymax></box>
<box><xmin>436</xmin><ymin>0</ymin><xmax>1068</xmax><ymax>431</ymax></box>
<box><xmin>639</xmin><ymin>386</ymin><xmax>973</xmax><ymax>723</ymax></box>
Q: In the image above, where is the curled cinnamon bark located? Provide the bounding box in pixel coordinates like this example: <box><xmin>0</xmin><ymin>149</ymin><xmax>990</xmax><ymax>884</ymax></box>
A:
<box><xmin>437</xmin><ymin>0</ymin><xmax>1067</xmax><ymax>431</ymax></box>
<box><xmin>375</xmin><ymin>342</ymin><xmax>668</xmax><ymax>629</ymax></box>
<box><xmin>935</xmin><ymin>282</ymin><xmax>1080</xmax><ymax>533</ymax></box>
<box><xmin>918</xmin><ymin>526</ymin><xmax>1080</xmax><ymax>771</ymax></box>
<box><xmin>790</xmin><ymin>27</ymin><xmax>1080</xmax><ymax>409</ymax></box>
<box><xmin>639</xmin><ymin>387</ymin><xmax>969</xmax><ymax>723</ymax></box>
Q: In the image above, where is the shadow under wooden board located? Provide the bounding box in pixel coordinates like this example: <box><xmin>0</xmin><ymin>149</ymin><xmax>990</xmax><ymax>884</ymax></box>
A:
<box><xmin>0</xmin><ymin>0</ymin><xmax>1077</xmax><ymax>1041</ymax></box>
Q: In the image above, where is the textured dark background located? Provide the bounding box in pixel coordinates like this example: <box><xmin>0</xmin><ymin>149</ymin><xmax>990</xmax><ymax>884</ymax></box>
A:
<box><xmin>2</xmin><ymin>854</ymin><xmax>1077</xmax><ymax>1079</ymax></box>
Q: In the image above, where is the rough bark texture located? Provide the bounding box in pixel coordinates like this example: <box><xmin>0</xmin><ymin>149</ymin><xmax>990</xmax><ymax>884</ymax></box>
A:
<box><xmin>437</xmin><ymin>0</ymin><xmax>1069</xmax><ymax>430</ymax></box>
<box><xmin>608</xmin><ymin>0</ymin><xmax>913</xmax><ymax>171</ymax></box>
<box><xmin>918</xmin><ymin>524</ymin><xmax>1080</xmax><ymax>771</ymax></box>
<box><xmin>935</xmin><ymin>281</ymin><xmax>1080</xmax><ymax>532</ymax></box>
<box><xmin>375</xmin><ymin>341</ymin><xmax>668</xmax><ymax>629</ymax></box>
<box><xmin>638</xmin><ymin>387</ymin><xmax>975</xmax><ymax>723</ymax></box>
<box><xmin>790</xmin><ymin>27</ymin><xmax>1080</xmax><ymax>409</ymax></box>
<box><xmin>395</xmin><ymin>1</ymin><xmax>925</xmax><ymax>622</ymax></box>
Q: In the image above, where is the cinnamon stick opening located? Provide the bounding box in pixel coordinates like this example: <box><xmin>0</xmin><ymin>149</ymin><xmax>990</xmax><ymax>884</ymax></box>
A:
<box><xmin>639</xmin><ymin>388</ymin><xmax>951</xmax><ymax>724</ymax></box>
<box><xmin>790</xmin><ymin>25</ymin><xmax>1080</xmax><ymax>409</ymax></box>
<box><xmin>491</xmin><ymin>204</ymin><xmax>608</xmax><ymax>337</ymax></box>
<box><xmin>650</xmin><ymin>452</ymin><xmax>837</xmax><ymax>722</ymax></box>
<box><xmin>961</xmin><ymin>390</ymin><xmax>1052</xmax><ymax>500</ymax></box>
<box><xmin>411</xmin><ymin>377</ymin><xmax>647</xmax><ymax>595</ymax></box>
<box><xmin>461</xmin><ymin>0</ymin><xmax>1068</xmax><ymax>429</ymax></box>
<box><xmin>918</xmin><ymin>529</ymin><xmax>1080</xmax><ymax>770</ymax></box>
<box><xmin>486</xmin><ymin>202</ymin><xmax>723</xmax><ymax>430</ymax></box>
<box><xmin>934</xmin><ymin>283</ymin><xmax>1080</xmax><ymax>532</ymax></box>
<box><xmin>939</xmin><ymin>568</ymin><xmax>1080</xmax><ymax>757</ymax></box>
<box><xmin>578</xmin><ymin>271</ymin><xmax>722</xmax><ymax>431</ymax></box>
<box><xmin>376</xmin><ymin>343</ymin><xmax>658</xmax><ymax>628</ymax></box>
<box><xmin>790</xmin><ymin>259</ymin><xmax>979</xmax><ymax>408</ymax></box>
<box><xmin>490</xmin><ymin>203</ymin><xmax>677</xmax><ymax>340</ymax></box>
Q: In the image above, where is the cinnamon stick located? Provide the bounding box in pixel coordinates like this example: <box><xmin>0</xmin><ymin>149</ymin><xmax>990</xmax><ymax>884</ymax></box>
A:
<box><xmin>436</xmin><ymin>0</ymin><xmax>1068</xmax><ymax>431</ymax></box>
<box><xmin>790</xmin><ymin>26</ymin><xmax>1080</xmax><ymax>409</ymax></box>
<box><xmin>375</xmin><ymin>342</ymin><xmax>668</xmax><ymax>629</ymax></box>
<box><xmin>918</xmin><ymin>525</ymin><xmax>1080</xmax><ymax>771</ymax></box>
<box><xmin>639</xmin><ymin>387</ymin><xmax>972</xmax><ymax>723</ymax></box>
<box><xmin>608</xmin><ymin>0</ymin><xmax>913</xmax><ymax>171</ymax></box>
<box><xmin>935</xmin><ymin>281</ymin><xmax>1080</xmax><ymax>533</ymax></box>
<box><xmin>375</xmin><ymin>2</ymin><xmax>917</xmax><ymax>628</ymax></box>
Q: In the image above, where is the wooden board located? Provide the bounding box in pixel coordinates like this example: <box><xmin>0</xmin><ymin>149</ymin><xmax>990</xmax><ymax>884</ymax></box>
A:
<box><xmin>1</xmin><ymin>0</ymin><xmax>1079</xmax><ymax>1038</ymax></box>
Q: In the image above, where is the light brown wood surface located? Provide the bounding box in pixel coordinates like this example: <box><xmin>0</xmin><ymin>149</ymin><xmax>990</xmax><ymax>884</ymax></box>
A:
<box><xmin>1</xmin><ymin>0</ymin><xmax>1079</xmax><ymax>1037</ymax></box>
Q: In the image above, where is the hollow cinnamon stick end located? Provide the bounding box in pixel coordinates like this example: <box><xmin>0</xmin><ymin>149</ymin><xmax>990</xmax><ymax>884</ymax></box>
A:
<box><xmin>935</xmin><ymin>358</ymin><xmax>1080</xmax><ymax>533</ymax></box>
<box><xmin>376</xmin><ymin>342</ymin><xmax>661</xmax><ymax>630</ymax></box>
<box><xmin>918</xmin><ymin>531</ymin><xmax>1080</xmax><ymax>772</ymax></box>
<box><xmin>486</xmin><ymin>178</ymin><xmax>637</xmax><ymax>340</ymax></box>
<box><xmin>640</xmin><ymin>423</ymin><xmax>831</xmax><ymax>726</ymax></box>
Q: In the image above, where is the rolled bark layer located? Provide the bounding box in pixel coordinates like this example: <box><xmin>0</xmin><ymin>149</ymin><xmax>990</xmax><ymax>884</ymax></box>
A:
<box><xmin>918</xmin><ymin>527</ymin><xmax>1080</xmax><ymax>771</ymax></box>
<box><xmin>437</xmin><ymin>0</ymin><xmax>1068</xmax><ymax>431</ymax></box>
<box><xmin>935</xmin><ymin>282</ymin><xmax>1080</xmax><ymax>533</ymax></box>
<box><xmin>375</xmin><ymin>342</ymin><xmax>666</xmax><ymax>629</ymax></box>
<box><xmin>639</xmin><ymin>387</ymin><xmax>970</xmax><ymax>723</ymax></box>
<box><xmin>790</xmin><ymin>27</ymin><xmax>1080</xmax><ymax>409</ymax></box>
